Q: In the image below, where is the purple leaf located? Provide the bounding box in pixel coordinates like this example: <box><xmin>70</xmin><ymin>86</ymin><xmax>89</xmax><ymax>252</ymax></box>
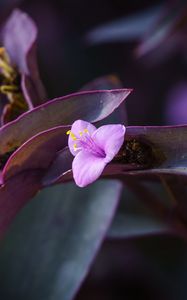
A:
<box><xmin>2</xmin><ymin>126</ymin><xmax>69</xmax><ymax>182</ymax></box>
<box><xmin>94</xmin><ymin>125</ymin><xmax>187</xmax><ymax>185</ymax></box>
<box><xmin>2</xmin><ymin>9</ymin><xmax>46</xmax><ymax>107</ymax></box>
<box><xmin>0</xmin><ymin>89</ymin><xmax>132</xmax><ymax>155</ymax></box>
<box><xmin>105</xmin><ymin>125</ymin><xmax>187</xmax><ymax>179</ymax></box>
<box><xmin>81</xmin><ymin>75</ymin><xmax>128</xmax><ymax>125</ymax></box>
<box><xmin>0</xmin><ymin>181</ymin><xmax>122</xmax><ymax>300</ymax></box>
<box><xmin>42</xmin><ymin>147</ymin><xmax>73</xmax><ymax>186</ymax></box>
<box><xmin>0</xmin><ymin>169</ymin><xmax>42</xmax><ymax>238</ymax></box>
<box><xmin>0</xmin><ymin>126</ymin><xmax>70</xmax><ymax>237</ymax></box>
<box><xmin>123</xmin><ymin>125</ymin><xmax>187</xmax><ymax>177</ymax></box>
<box><xmin>43</xmin><ymin>124</ymin><xmax>187</xmax><ymax>187</ymax></box>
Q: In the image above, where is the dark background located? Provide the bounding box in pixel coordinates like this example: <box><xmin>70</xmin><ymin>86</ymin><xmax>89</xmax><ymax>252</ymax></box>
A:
<box><xmin>19</xmin><ymin>0</ymin><xmax>187</xmax><ymax>126</ymax></box>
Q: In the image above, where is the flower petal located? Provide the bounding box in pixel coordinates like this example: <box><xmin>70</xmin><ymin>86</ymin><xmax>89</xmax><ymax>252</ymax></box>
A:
<box><xmin>3</xmin><ymin>9</ymin><xmax>46</xmax><ymax>107</ymax></box>
<box><xmin>93</xmin><ymin>124</ymin><xmax>126</xmax><ymax>162</ymax></box>
<box><xmin>72</xmin><ymin>151</ymin><xmax>106</xmax><ymax>187</ymax></box>
<box><xmin>68</xmin><ymin>120</ymin><xmax>96</xmax><ymax>156</ymax></box>
<box><xmin>3</xmin><ymin>9</ymin><xmax>36</xmax><ymax>74</ymax></box>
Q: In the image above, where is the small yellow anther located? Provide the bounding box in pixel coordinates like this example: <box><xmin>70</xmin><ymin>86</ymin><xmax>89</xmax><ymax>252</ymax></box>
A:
<box><xmin>79</xmin><ymin>131</ymin><xmax>83</xmax><ymax>137</ymax></box>
<box><xmin>66</xmin><ymin>130</ymin><xmax>77</xmax><ymax>140</ymax></box>
<box><xmin>73</xmin><ymin>143</ymin><xmax>78</xmax><ymax>151</ymax></box>
<box><xmin>83</xmin><ymin>128</ymin><xmax>89</xmax><ymax>133</ymax></box>
<box><xmin>0</xmin><ymin>85</ymin><xmax>18</xmax><ymax>94</ymax></box>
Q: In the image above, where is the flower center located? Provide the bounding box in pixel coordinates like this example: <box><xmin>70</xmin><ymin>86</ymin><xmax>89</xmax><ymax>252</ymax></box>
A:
<box><xmin>67</xmin><ymin>128</ymin><xmax>106</xmax><ymax>157</ymax></box>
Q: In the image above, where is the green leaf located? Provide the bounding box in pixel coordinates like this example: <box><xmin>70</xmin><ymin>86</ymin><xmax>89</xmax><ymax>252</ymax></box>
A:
<box><xmin>0</xmin><ymin>180</ymin><xmax>122</xmax><ymax>300</ymax></box>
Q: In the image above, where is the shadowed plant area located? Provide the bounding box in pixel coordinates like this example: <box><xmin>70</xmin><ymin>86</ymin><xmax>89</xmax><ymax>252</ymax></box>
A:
<box><xmin>0</xmin><ymin>1</ymin><xmax>187</xmax><ymax>300</ymax></box>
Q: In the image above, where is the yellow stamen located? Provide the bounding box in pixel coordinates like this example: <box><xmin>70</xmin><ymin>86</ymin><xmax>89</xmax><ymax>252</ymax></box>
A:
<box><xmin>0</xmin><ymin>85</ymin><xmax>19</xmax><ymax>94</ymax></box>
<box><xmin>66</xmin><ymin>130</ymin><xmax>77</xmax><ymax>140</ymax></box>
<box><xmin>73</xmin><ymin>143</ymin><xmax>78</xmax><ymax>151</ymax></box>
<box><xmin>0</xmin><ymin>48</ymin><xmax>16</xmax><ymax>81</ymax></box>
<box><xmin>0</xmin><ymin>48</ymin><xmax>29</xmax><ymax>123</ymax></box>
<box><xmin>67</xmin><ymin>128</ymin><xmax>90</xmax><ymax>143</ymax></box>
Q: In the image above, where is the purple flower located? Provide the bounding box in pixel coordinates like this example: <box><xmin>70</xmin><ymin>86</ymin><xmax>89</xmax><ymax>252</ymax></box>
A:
<box><xmin>67</xmin><ymin>120</ymin><xmax>126</xmax><ymax>187</ymax></box>
<box><xmin>0</xmin><ymin>9</ymin><xmax>46</xmax><ymax>124</ymax></box>
<box><xmin>0</xmin><ymin>88</ymin><xmax>131</xmax><ymax>236</ymax></box>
